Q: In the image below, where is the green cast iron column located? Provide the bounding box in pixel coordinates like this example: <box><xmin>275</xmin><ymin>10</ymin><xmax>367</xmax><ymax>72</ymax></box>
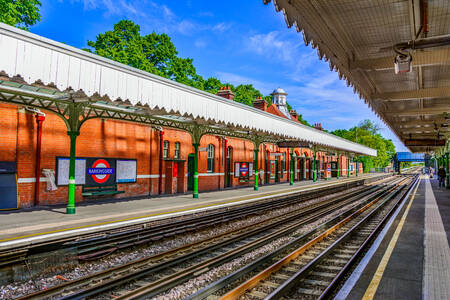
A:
<box><xmin>66</xmin><ymin>131</ymin><xmax>79</xmax><ymax>214</ymax></box>
<box><xmin>336</xmin><ymin>154</ymin><xmax>340</xmax><ymax>179</ymax></box>
<box><xmin>290</xmin><ymin>148</ymin><xmax>294</xmax><ymax>185</ymax></box>
<box><xmin>193</xmin><ymin>143</ymin><xmax>199</xmax><ymax>198</ymax></box>
<box><xmin>356</xmin><ymin>161</ymin><xmax>359</xmax><ymax>177</ymax></box>
<box><xmin>254</xmin><ymin>148</ymin><xmax>259</xmax><ymax>191</ymax></box>
<box><xmin>313</xmin><ymin>149</ymin><xmax>317</xmax><ymax>182</ymax></box>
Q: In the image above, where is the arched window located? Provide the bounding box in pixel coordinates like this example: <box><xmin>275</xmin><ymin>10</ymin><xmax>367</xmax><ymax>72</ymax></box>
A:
<box><xmin>163</xmin><ymin>140</ymin><xmax>169</xmax><ymax>158</ymax></box>
<box><xmin>207</xmin><ymin>144</ymin><xmax>215</xmax><ymax>173</ymax></box>
<box><xmin>174</xmin><ymin>142</ymin><xmax>180</xmax><ymax>159</ymax></box>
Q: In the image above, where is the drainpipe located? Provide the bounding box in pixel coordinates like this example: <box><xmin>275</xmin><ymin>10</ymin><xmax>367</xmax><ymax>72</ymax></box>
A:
<box><xmin>159</xmin><ymin>130</ymin><xmax>164</xmax><ymax>194</ymax></box>
<box><xmin>224</xmin><ymin>138</ymin><xmax>228</xmax><ymax>187</ymax></box>
<box><xmin>34</xmin><ymin>113</ymin><xmax>45</xmax><ymax>206</ymax></box>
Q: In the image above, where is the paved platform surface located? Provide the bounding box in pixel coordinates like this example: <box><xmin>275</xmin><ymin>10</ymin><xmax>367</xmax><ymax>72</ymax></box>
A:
<box><xmin>340</xmin><ymin>175</ymin><xmax>450</xmax><ymax>300</ymax></box>
<box><xmin>0</xmin><ymin>174</ymin><xmax>382</xmax><ymax>247</ymax></box>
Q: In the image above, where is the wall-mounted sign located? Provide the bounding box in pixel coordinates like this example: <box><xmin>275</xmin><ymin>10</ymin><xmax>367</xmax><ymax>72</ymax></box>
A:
<box><xmin>198</xmin><ymin>147</ymin><xmax>208</xmax><ymax>152</ymax></box>
<box><xmin>86</xmin><ymin>158</ymin><xmax>116</xmax><ymax>186</ymax></box>
<box><xmin>56</xmin><ymin>157</ymin><xmax>137</xmax><ymax>186</ymax></box>
<box><xmin>277</xmin><ymin>141</ymin><xmax>313</xmax><ymax>148</ymax></box>
<box><xmin>239</xmin><ymin>162</ymin><xmax>249</xmax><ymax>178</ymax></box>
<box><xmin>234</xmin><ymin>162</ymin><xmax>254</xmax><ymax>180</ymax></box>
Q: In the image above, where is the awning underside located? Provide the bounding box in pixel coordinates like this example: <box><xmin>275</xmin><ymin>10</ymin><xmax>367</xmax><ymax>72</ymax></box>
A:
<box><xmin>264</xmin><ymin>0</ymin><xmax>449</xmax><ymax>153</ymax></box>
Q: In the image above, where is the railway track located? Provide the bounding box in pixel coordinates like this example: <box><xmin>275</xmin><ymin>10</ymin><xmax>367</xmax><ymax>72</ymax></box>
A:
<box><xmin>1</xmin><ymin>176</ymin><xmax>383</xmax><ymax>267</ymax></box>
<box><xmin>15</xmin><ymin>177</ymin><xmax>397</xmax><ymax>300</ymax></box>
<box><xmin>208</xmin><ymin>174</ymin><xmax>419</xmax><ymax>300</ymax></box>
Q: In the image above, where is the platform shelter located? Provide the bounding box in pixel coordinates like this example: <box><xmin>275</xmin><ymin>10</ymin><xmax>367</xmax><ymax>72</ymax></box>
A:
<box><xmin>0</xmin><ymin>23</ymin><xmax>376</xmax><ymax>214</ymax></box>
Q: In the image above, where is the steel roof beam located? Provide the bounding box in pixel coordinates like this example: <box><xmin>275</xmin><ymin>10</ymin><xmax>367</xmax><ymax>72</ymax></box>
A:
<box><xmin>351</xmin><ymin>48</ymin><xmax>450</xmax><ymax>71</ymax></box>
<box><xmin>373</xmin><ymin>87</ymin><xmax>450</xmax><ymax>101</ymax></box>
<box><xmin>385</xmin><ymin>107</ymin><xmax>449</xmax><ymax>116</ymax></box>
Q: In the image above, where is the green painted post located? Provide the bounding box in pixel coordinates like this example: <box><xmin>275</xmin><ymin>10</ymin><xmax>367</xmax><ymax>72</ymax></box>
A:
<box><xmin>336</xmin><ymin>154</ymin><xmax>340</xmax><ymax>179</ymax></box>
<box><xmin>356</xmin><ymin>161</ymin><xmax>359</xmax><ymax>177</ymax></box>
<box><xmin>313</xmin><ymin>149</ymin><xmax>317</xmax><ymax>182</ymax></box>
<box><xmin>67</xmin><ymin>131</ymin><xmax>79</xmax><ymax>214</ymax></box>
<box><xmin>193</xmin><ymin>143</ymin><xmax>199</xmax><ymax>198</ymax></box>
<box><xmin>254</xmin><ymin>148</ymin><xmax>259</xmax><ymax>191</ymax></box>
<box><xmin>290</xmin><ymin>148</ymin><xmax>294</xmax><ymax>185</ymax></box>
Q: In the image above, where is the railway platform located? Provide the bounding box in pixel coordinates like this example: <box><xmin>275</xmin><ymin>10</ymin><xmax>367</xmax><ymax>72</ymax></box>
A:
<box><xmin>0</xmin><ymin>174</ymin><xmax>384</xmax><ymax>251</ymax></box>
<box><xmin>338</xmin><ymin>175</ymin><xmax>450</xmax><ymax>300</ymax></box>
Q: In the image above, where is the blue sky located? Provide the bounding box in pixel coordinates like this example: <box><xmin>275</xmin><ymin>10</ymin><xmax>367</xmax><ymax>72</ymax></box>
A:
<box><xmin>32</xmin><ymin>0</ymin><xmax>408</xmax><ymax>151</ymax></box>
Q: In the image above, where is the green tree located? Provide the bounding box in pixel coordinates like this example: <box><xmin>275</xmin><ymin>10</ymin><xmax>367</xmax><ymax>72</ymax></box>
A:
<box><xmin>331</xmin><ymin>119</ymin><xmax>395</xmax><ymax>171</ymax></box>
<box><xmin>232</xmin><ymin>84</ymin><xmax>262</xmax><ymax>106</ymax></box>
<box><xmin>203</xmin><ymin>77</ymin><xmax>224</xmax><ymax>94</ymax></box>
<box><xmin>0</xmin><ymin>0</ymin><xmax>41</xmax><ymax>29</ymax></box>
<box><xmin>297</xmin><ymin>114</ymin><xmax>311</xmax><ymax>126</ymax></box>
<box><xmin>87</xmin><ymin>20</ymin><xmax>202</xmax><ymax>87</ymax></box>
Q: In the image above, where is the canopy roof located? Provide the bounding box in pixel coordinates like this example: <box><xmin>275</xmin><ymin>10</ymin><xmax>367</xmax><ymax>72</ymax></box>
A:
<box><xmin>0</xmin><ymin>22</ymin><xmax>376</xmax><ymax>156</ymax></box>
<box><xmin>264</xmin><ymin>0</ymin><xmax>449</xmax><ymax>153</ymax></box>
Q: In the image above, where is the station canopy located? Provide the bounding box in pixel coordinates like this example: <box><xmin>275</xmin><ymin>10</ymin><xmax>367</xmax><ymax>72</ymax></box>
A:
<box><xmin>264</xmin><ymin>0</ymin><xmax>450</xmax><ymax>153</ymax></box>
<box><xmin>0</xmin><ymin>23</ymin><xmax>376</xmax><ymax>156</ymax></box>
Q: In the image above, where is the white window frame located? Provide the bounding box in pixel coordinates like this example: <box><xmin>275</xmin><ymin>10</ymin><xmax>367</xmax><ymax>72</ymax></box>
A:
<box><xmin>207</xmin><ymin>144</ymin><xmax>215</xmax><ymax>173</ymax></box>
<box><xmin>163</xmin><ymin>140</ymin><xmax>169</xmax><ymax>158</ymax></box>
<box><xmin>174</xmin><ymin>142</ymin><xmax>180</xmax><ymax>159</ymax></box>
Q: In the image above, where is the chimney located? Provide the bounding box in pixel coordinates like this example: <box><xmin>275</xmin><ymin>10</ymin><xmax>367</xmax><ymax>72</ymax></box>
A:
<box><xmin>253</xmin><ymin>96</ymin><xmax>268</xmax><ymax>111</ymax></box>
<box><xmin>314</xmin><ymin>123</ymin><xmax>323</xmax><ymax>131</ymax></box>
<box><xmin>290</xmin><ymin>110</ymin><xmax>298</xmax><ymax>119</ymax></box>
<box><xmin>217</xmin><ymin>86</ymin><xmax>235</xmax><ymax>100</ymax></box>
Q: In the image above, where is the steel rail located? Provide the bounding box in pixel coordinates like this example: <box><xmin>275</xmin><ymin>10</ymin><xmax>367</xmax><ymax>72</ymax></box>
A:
<box><xmin>16</xmin><ymin>181</ymin><xmax>386</xmax><ymax>300</ymax></box>
<box><xmin>185</xmin><ymin>176</ymin><xmax>407</xmax><ymax>300</ymax></box>
<box><xmin>2</xmin><ymin>176</ymin><xmax>383</xmax><ymax>267</ymax></box>
<box><xmin>265</xmin><ymin>175</ymin><xmax>417</xmax><ymax>300</ymax></box>
<box><xmin>106</xmin><ymin>178</ymin><xmax>405</xmax><ymax>300</ymax></box>
<box><xmin>219</xmin><ymin>176</ymin><xmax>411</xmax><ymax>300</ymax></box>
<box><xmin>317</xmin><ymin>174</ymin><xmax>420</xmax><ymax>300</ymax></box>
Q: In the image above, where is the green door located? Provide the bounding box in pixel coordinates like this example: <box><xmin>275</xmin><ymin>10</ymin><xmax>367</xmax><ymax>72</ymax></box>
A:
<box><xmin>275</xmin><ymin>160</ymin><xmax>279</xmax><ymax>182</ymax></box>
<box><xmin>226</xmin><ymin>147</ymin><xmax>232</xmax><ymax>187</ymax></box>
<box><xmin>187</xmin><ymin>154</ymin><xmax>194</xmax><ymax>191</ymax></box>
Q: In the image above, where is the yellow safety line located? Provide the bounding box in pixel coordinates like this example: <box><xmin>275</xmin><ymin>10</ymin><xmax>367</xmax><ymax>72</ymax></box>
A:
<box><xmin>0</xmin><ymin>176</ymin><xmax>365</xmax><ymax>243</ymax></box>
<box><xmin>362</xmin><ymin>175</ymin><xmax>421</xmax><ymax>300</ymax></box>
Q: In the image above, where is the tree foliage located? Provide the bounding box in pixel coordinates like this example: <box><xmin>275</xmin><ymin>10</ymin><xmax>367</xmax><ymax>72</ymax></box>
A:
<box><xmin>331</xmin><ymin>119</ymin><xmax>395</xmax><ymax>171</ymax></box>
<box><xmin>0</xmin><ymin>0</ymin><xmax>41</xmax><ymax>29</ymax></box>
<box><xmin>86</xmin><ymin>20</ymin><xmax>308</xmax><ymax>120</ymax></box>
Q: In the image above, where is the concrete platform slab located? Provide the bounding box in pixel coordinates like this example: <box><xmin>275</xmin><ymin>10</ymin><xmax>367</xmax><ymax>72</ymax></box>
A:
<box><xmin>340</xmin><ymin>175</ymin><xmax>450</xmax><ymax>300</ymax></box>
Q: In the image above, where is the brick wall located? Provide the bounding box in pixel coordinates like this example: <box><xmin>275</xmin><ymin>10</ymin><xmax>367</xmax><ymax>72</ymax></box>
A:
<box><xmin>0</xmin><ymin>103</ymin><xmax>357</xmax><ymax>208</ymax></box>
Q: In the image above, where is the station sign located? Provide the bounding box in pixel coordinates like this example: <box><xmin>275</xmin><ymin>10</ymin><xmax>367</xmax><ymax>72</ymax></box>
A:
<box><xmin>239</xmin><ymin>162</ymin><xmax>249</xmax><ymax>179</ymax></box>
<box><xmin>277</xmin><ymin>141</ymin><xmax>313</xmax><ymax>148</ymax></box>
<box><xmin>86</xmin><ymin>158</ymin><xmax>116</xmax><ymax>186</ymax></box>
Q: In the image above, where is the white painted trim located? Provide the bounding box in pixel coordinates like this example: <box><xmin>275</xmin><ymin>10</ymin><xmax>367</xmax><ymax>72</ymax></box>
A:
<box><xmin>17</xmin><ymin>177</ymin><xmax>47</xmax><ymax>183</ymax></box>
<box><xmin>199</xmin><ymin>172</ymin><xmax>225</xmax><ymax>177</ymax></box>
<box><xmin>137</xmin><ymin>174</ymin><xmax>164</xmax><ymax>179</ymax></box>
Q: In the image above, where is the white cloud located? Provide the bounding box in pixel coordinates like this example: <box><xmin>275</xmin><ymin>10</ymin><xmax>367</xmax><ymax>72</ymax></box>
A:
<box><xmin>198</xmin><ymin>11</ymin><xmax>214</xmax><ymax>17</ymax></box>
<box><xmin>194</xmin><ymin>39</ymin><xmax>207</xmax><ymax>48</ymax></box>
<box><xmin>70</xmin><ymin>0</ymin><xmax>143</xmax><ymax>16</ymax></box>
<box><xmin>247</xmin><ymin>31</ymin><xmax>300</xmax><ymax>63</ymax></box>
<box><xmin>215</xmin><ymin>71</ymin><xmax>272</xmax><ymax>95</ymax></box>
<box><xmin>212</xmin><ymin>22</ymin><xmax>232</xmax><ymax>33</ymax></box>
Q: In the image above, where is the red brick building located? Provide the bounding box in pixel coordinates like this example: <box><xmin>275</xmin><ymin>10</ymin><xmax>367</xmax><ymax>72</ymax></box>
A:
<box><xmin>0</xmin><ymin>25</ymin><xmax>370</xmax><ymax>210</ymax></box>
<box><xmin>0</xmin><ymin>87</ymin><xmax>360</xmax><ymax>208</ymax></box>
